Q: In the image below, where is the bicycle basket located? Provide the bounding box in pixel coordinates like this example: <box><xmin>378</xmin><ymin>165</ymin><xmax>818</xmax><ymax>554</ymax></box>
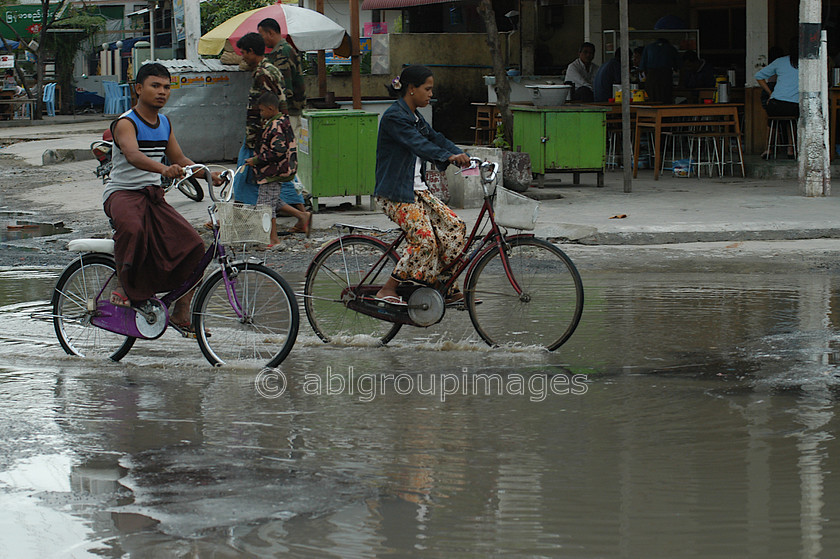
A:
<box><xmin>216</xmin><ymin>202</ymin><xmax>273</xmax><ymax>245</ymax></box>
<box><xmin>493</xmin><ymin>186</ymin><xmax>539</xmax><ymax>230</ymax></box>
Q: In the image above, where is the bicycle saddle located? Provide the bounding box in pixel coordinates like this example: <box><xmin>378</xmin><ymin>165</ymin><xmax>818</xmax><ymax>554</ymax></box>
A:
<box><xmin>67</xmin><ymin>239</ymin><xmax>115</xmax><ymax>254</ymax></box>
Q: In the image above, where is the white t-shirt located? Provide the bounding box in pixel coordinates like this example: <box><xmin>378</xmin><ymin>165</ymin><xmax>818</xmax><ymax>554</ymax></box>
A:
<box><xmin>565</xmin><ymin>58</ymin><xmax>599</xmax><ymax>89</ymax></box>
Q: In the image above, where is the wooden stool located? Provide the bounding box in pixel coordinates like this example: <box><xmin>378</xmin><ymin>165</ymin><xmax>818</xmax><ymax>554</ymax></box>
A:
<box><xmin>766</xmin><ymin>116</ymin><xmax>797</xmax><ymax>159</ymax></box>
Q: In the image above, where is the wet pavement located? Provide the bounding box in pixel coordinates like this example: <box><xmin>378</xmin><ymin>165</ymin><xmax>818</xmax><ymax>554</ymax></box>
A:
<box><xmin>3</xmin><ymin>259</ymin><xmax>840</xmax><ymax>557</ymax></box>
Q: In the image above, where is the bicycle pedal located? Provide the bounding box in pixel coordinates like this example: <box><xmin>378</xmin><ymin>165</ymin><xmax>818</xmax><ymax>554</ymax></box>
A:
<box><xmin>170</xmin><ymin>323</ymin><xmax>196</xmax><ymax>339</ymax></box>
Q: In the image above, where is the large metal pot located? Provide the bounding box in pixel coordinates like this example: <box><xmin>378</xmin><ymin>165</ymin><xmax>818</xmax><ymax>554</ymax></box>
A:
<box><xmin>525</xmin><ymin>84</ymin><xmax>571</xmax><ymax>107</ymax></box>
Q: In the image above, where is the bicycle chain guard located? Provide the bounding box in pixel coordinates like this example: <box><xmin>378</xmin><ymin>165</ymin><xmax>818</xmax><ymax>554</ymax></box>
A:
<box><xmin>91</xmin><ymin>298</ymin><xmax>169</xmax><ymax>340</ymax></box>
<box><xmin>408</xmin><ymin>288</ymin><xmax>445</xmax><ymax>327</ymax></box>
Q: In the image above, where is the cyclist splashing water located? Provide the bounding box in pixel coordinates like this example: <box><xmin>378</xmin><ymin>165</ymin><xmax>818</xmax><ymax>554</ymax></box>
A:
<box><xmin>103</xmin><ymin>62</ymin><xmax>221</xmax><ymax>333</ymax></box>
<box><xmin>373</xmin><ymin>65</ymin><xmax>471</xmax><ymax>306</ymax></box>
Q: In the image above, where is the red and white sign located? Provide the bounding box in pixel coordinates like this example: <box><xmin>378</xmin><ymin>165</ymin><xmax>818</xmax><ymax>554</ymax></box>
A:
<box><xmin>0</xmin><ymin>55</ymin><xmax>14</xmax><ymax>69</ymax></box>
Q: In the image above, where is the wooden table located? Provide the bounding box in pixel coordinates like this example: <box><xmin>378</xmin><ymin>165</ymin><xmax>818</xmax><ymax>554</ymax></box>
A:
<box><xmin>632</xmin><ymin>103</ymin><xmax>743</xmax><ymax>180</ymax></box>
<box><xmin>0</xmin><ymin>94</ymin><xmax>35</xmax><ymax>120</ymax></box>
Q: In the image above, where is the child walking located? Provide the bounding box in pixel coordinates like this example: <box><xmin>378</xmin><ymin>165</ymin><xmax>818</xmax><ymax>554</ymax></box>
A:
<box><xmin>246</xmin><ymin>91</ymin><xmax>312</xmax><ymax>242</ymax></box>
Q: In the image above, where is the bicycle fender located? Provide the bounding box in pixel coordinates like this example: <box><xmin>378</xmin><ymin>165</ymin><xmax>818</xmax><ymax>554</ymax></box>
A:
<box><xmin>304</xmin><ymin>234</ymin><xmax>399</xmax><ymax>278</ymax></box>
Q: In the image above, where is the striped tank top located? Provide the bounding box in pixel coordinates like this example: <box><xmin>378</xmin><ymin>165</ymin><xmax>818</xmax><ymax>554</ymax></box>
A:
<box><xmin>103</xmin><ymin>109</ymin><xmax>171</xmax><ymax>204</ymax></box>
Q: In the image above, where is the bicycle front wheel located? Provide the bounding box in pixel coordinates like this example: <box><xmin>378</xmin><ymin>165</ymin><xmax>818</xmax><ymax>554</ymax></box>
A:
<box><xmin>52</xmin><ymin>254</ymin><xmax>135</xmax><ymax>361</ymax></box>
<box><xmin>177</xmin><ymin>177</ymin><xmax>204</xmax><ymax>202</ymax></box>
<box><xmin>304</xmin><ymin>236</ymin><xmax>402</xmax><ymax>345</ymax></box>
<box><xmin>465</xmin><ymin>237</ymin><xmax>583</xmax><ymax>351</ymax></box>
<box><xmin>193</xmin><ymin>263</ymin><xmax>299</xmax><ymax>368</ymax></box>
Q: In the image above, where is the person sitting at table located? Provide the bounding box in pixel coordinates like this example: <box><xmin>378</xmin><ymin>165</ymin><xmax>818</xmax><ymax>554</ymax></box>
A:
<box><xmin>639</xmin><ymin>37</ymin><xmax>680</xmax><ymax>104</ymax></box>
<box><xmin>755</xmin><ymin>37</ymin><xmax>799</xmax><ymax>159</ymax></box>
<box><xmin>565</xmin><ymin>42</ymin><xmax>598</xmax><ymax>102</ymax></box>
<box><xmin>679</xmin><ymin>50</ymin><xmax>715</xmax><ymax>89</ymax></box>
<box><xmin>593</xmin><ymin>48</ymin><xmax>622</xmax><ymax>102</ymax></box>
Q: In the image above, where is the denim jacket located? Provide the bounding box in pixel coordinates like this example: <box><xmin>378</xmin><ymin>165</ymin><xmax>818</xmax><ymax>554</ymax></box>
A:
<box><xmin>374</xmin><ymin>97</ymin><xmax>463</xmax><ymax>203</ymax></box>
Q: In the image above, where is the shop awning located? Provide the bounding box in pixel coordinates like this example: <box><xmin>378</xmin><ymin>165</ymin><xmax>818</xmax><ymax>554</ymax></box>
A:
<box><xmin>361</xmin><ymin>0</ymin><xmax>457</xmax><ymax>10</ymax></box>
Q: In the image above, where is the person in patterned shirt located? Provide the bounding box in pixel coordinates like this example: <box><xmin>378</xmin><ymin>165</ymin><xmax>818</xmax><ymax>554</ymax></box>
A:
<box><xmin>246</xmin><ymin>92</ymin><xmax>311</xmax><ymax>241</ymax></box>
<box><xmin>232</xmin><ymin>32</ymin><xmax>286</xmax><ymax>205</ymax></box>
<box><xmin>258</xmin><ymin>18</ymin><xmax>306</xmax><ymax>139</ymax></box>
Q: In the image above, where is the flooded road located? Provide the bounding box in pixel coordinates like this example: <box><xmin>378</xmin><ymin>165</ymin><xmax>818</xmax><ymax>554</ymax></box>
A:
<box><xmin>2</xmin><ymin>263</ymin><xmax>840</xmax><ymax>557</ymax></box>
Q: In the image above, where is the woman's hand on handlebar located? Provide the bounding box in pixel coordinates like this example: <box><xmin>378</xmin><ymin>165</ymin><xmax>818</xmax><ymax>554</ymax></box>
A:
<box><xmin>448</xmin><ymin>153</ymin><xmax>471</xmax><ymax>167</ymax></box>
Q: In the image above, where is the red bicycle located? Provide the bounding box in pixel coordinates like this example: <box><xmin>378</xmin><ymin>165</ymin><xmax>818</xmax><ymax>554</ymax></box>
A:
<box><xmin>302</xmin><ymin>159</ymin><xmax>583</xmax><ymax>350</ymax></box>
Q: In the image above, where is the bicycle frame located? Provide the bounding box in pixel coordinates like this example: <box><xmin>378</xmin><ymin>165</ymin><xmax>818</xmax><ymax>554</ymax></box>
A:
<box><xmin>83</xmin><ymin>206</ymin><xmax>249</xmax><ymax>339</ymax></box>
<box><xmin>350</xmin><ymin>162</ymin><xmax>530</xmax><ymax>301</ymax></box>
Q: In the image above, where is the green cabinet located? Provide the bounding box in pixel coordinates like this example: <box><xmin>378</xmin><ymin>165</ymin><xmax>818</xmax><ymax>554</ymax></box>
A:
<box><xmin>297</xmin><ymin>109</ymin><xmax>378</xmax><ymax>210</ymax></box>
<box><xmin>511</xmin><ymin>106</ymin><xmax>607</xmax><ymax>186</ymax></box>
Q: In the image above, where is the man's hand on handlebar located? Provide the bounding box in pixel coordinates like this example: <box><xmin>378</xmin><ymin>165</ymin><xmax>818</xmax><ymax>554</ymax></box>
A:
<box><xmin>210</xmin><ymin>171</ymin><xmax>223</xmax><ymax>186</ymax></box>
<box><xmin>162</xmin><ymin>164</ymin><xmax>185</xmax><ymax>179</ymax></box>
<box><xmin>448</xmin><ymin>153</ymin><xmax>471</xmax><ymax>167</ymax></box>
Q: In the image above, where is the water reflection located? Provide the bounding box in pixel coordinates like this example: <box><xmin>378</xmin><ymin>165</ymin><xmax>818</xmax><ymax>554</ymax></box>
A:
<box><xmin>1</xmin><ymin>269</ymin><xmax>840</xmax><ymax>556</ymax></box>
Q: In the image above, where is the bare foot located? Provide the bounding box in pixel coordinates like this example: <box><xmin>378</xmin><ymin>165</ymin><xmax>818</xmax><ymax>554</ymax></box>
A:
<box><xmin>110</xmin><ymin>288</ymin><xmax>130</xmax><ymax>307</ymax></box>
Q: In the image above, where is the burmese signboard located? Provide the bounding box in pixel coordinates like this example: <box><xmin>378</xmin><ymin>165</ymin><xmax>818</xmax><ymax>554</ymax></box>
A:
<box><xmin>1</xmin><ymin>5</ymin><xmax>61</xmax><ymax>39</ymax></box>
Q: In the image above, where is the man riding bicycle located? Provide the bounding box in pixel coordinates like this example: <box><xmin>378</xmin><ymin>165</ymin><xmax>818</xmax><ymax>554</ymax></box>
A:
<box><xmin>103</xmin><ymin>62</ymin><xmax>220</xmax><ymax>332</ymax></box>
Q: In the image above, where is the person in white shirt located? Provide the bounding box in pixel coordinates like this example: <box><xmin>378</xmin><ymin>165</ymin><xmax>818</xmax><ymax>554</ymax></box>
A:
<box><xmin>565</xmin><ymin>42</ymin><xmax>598</xmax><ymax>101</ymax></box>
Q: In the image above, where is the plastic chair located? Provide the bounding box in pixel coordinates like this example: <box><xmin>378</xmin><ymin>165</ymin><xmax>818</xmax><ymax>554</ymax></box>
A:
<box><xmin>43</xmin><ymin>83</ymin><xmax>56</xmax><ymax>116</ymax></box>
<box><xmin>117</xmin><ymin>83</ymin><xmax>131</xmax><ymax>113</ymax></box>
<box><xmin>103</xmin><ymin>80</ymin><xmax>116</xmax><ymax>115</ymax></box>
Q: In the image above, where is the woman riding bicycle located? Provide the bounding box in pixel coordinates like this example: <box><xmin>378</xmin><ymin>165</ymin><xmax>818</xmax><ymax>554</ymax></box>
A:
<box><xmin>373</xmin><ymin>65</ymin><xmax>471</xmax><ymax>306</ymax></box>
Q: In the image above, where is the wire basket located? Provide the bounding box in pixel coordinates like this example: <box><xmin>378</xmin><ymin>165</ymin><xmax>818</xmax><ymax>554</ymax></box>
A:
<box><xmin>216</xmin><ymin>202</ymin><xmax>273</xmax><ymax>245</ymax></box>
<box><xmin>493</xmin><ymin>186</ymin><xmax>539</xmax><ymax>230</ymax></box>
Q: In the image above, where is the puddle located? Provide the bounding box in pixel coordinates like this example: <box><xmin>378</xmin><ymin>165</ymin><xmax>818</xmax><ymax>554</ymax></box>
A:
<box><xmin>0</xmin><ymin>210</ymin><xmax>71</xmax><ymax>241</ymax></box>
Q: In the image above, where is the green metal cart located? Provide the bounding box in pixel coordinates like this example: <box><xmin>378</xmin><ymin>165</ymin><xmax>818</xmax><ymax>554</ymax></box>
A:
<box><xmin>297</xmin><ymin>109</ymin><xmax>378</xmax><ymax>211</ymax></box>
<box><xmin>511</xmin><ymin>105</ymin><xmax>608</xmax><ymax>187</ymax></box>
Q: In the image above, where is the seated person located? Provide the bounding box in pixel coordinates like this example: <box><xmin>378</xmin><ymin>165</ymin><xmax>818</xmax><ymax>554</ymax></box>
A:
<box><xmin>755</xmin><ymin>38</ymin><xmax>800</xmax><ymax>158</ymax></box>
<box><xmin>679</xmin><ymin>50</ymin><xmax>716</xmax><ymax>89</ymax></box>
<box><xmin>104</xmin><ymin>62</ymin><xmax>220</xmax><ymax>331</ymax></box>
<box><xmin>593</xmin><ymin>48</ymin><xmax>622</xmax><ymax>102</ymax></box>
<box><xmin>565</xmin><ymin>42</ymin><xmax>598</xmax><ymax>102</ymax></box>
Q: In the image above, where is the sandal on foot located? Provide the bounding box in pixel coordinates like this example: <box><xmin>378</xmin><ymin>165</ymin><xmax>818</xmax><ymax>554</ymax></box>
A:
<box><xmin>375</xmin><ymin>295</ymin><xmax>407</xmax><ymax>306</ymax></box>
<box><xmin>110</xmin><ymin>290</ymin><xmax>131</xmax><ymax>307</ymax></box>
<box><xmin>171</xmin><ymin>321</ymin><xmax>211</xmax><ymax>338</ymax></box>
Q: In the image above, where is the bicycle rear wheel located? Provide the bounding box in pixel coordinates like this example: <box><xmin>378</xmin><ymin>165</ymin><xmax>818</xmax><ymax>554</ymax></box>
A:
<box><xmin>193</xmin><ymin>263</ymin><xmax>298</xmax><ymax>368</ymax></box>
<box><xmin>52</xmin><ymin>254</ymin><xmax>135</xmax><ymax>361</ymax></box>
<box><xmin>304</xmin><ymin>236</ymin><xmax>402</xmax><ymax>344</ymax></box>
<box><xmin>465</xmin><ymin>237</ymin><xmax>583</xmax><ymax>351</ymax></box>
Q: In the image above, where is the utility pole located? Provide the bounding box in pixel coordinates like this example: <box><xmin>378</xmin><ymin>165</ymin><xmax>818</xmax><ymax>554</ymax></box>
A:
<box><xmin>183</xmin><ymin>0</ymin><xmax>201</xmax><ymax>61</ymax></box>
<box><xmin>619</xmin><ymin>0</ymin><xmax>631</xmax><ymax>192</ymax></box>
<box><xmin>799</xmin><ymin>0</ymin><xmax>830</xmax><ymax>196</ymax></box>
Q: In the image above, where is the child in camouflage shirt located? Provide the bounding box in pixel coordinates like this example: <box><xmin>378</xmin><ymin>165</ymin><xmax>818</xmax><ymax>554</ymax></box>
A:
<box><xmin>246</xmin><ymin>92</ymin><xmax>311</xmax><ymax>242</ymax></box>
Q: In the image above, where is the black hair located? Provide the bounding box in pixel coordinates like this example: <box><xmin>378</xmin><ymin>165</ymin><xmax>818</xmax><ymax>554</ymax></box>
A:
<box><xmin>768</xmin><ymin>45</ymin><xmax>785</xmax><ymax>62</ymax></box>
<box><xmin>789</xmin><ymin>37</ymin><xmax>799</xmax><ymax>69</ymax></box>
<box><xmin>257</xmin><ymin>18</ymin><xmax>281</xmax><ymax>34</ymax></box>
<box><xmin>579</xmin><ymin>42</ymin><xmax>596</xmax><ymax>53</ymax></box>
<box><xmin>257</xmin><ymin>91</ymin><xmax>280</xmax><ymax>109</ymax></box>
<box><xmin>136</xmin><ymin>62</ymin><xmax>170</xmax><ymax>85</ymax></box>
<box><xmin>237</xmin><ymin>32</ymin><xmax>265</xmax><ymax>55</ymax></box>
<box><xmin>386</xmin><ymin>65</ymin><xmax>433</xmax><ymax>98</ymax></box>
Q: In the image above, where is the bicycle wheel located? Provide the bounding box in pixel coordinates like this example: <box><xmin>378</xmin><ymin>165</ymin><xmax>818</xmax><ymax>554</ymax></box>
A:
<box><xmin>304</xmin><ymin>236</ymin><xmax>402</xmax><ymax>344</ymax></box>
<box><xmin>52</xmin><ymin>254</ymin><xmax>135</xmax><ymax>361</ymax></box>
<box><xmin>465</xmin><ymin>237</ymin><xmax>583</xmax><ymax>351</ymax></box>
<box><xmin>193</xmin><ymin>263</ymin><xmax>298</xmax><ymax>368</ymax></box>
<box><xmin>177</xmin><ymin>177</ymin><xmax>204</xmax><ymax>202</ymax></box>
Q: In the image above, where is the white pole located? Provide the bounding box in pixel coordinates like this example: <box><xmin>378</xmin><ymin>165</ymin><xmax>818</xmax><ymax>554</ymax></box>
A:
<box><xmin>183</xmin><ymin>0</ymin><xmax>201</xmax><ymax>61</ymax></box>
<box><xmin>115</xmin><ymin>41</ymin><xmax>123</xmax><ymax>81</ymax></box>
<box><xmin>798</xmin><ymin>0</ymin><xmax>829</xmax><ymax>196</ymax></box>
<box><xmin>149</xmin><ymin>2</ymin><xmax>156</xmax><ymax>61</ymax></box>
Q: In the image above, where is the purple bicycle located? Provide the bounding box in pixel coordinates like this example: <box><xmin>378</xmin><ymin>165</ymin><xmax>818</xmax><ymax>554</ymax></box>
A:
<box><xmin>51</xmin><ymin>165</ymin><xmax>299</xmax><ymax>367</ymax></box>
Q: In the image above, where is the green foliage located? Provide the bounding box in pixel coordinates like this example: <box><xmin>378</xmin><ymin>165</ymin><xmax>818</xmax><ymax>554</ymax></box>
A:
<box><xmin>492</xmin><ymin>121</ymin><xmax>510</xmax><ymax>150</ymax></box>
<box><xmin>200</xmin><ymin>0</ymin><xmax>272</xmax><ymax>33</ymax></box>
